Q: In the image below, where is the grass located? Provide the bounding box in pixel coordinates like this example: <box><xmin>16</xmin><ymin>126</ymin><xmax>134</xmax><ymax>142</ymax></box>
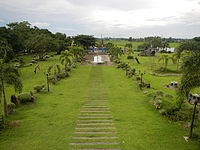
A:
<box><xmin>0</xmin><ymin>54</ymin><xmax>199</xmax><ymax>149</ymax></box>
<box><xmin>104</xmin><ymin>40</ymin><xmax>180</xmax><ymax>49</ymax></box>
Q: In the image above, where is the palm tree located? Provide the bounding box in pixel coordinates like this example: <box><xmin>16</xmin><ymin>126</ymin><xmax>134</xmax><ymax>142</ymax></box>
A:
<box><xmin>60</xmin><ymin>50</ymin><xmax>72</xmax><ymax>73</ymax></box>
<box><xmin>0</xmin><ymin>61</ymin><xmax>23</xmax><ymax>116</ymax></box>
<box><xmin>158</xmin><ymin>54</ymin><xmax>169</xmax><ymax>69</ymax></box>
<box><xmin>177</xmin><ymin>38</ymin><xmax>200</xmax><ymax>108</ymax></box>
<box><xmin>47</xmin><ymin>64</ymin><xmax>61</xmax><ymax>81</ymax></box>
<box><xmin>109</xmin><ymin>46</ymin><xmax>123</xmax><ymax>60</ymax></box>
<box><xmin>69</xmin><ymin>47</ymin><xmax>83</xmax><ymax>62</ymax></box>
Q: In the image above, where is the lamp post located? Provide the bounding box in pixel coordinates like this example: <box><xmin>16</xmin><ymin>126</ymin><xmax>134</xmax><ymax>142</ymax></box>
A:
<box><xmin>46</xmin><ymin>73</ymin><xmax>50</xmax><ymax>92</ymax></box>
<box><xmin>188</xmin><ymin>94</ymin><xmax>200</xmax><ymax>138</ymax></box>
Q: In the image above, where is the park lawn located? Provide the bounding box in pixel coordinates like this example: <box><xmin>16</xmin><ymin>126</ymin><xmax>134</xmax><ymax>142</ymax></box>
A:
<box><xmin>1</xmin><ymin>55</ymin><xmax>61</xmax><ymax>113</ymax></box>
<box><xmin>0</xmin><ymin>65</ymin><xmax>91</xmax><ymax>150</ymax></box>
<box><xmin>101</xmin><ymin>66</ymin><xmax>199</xmax><ymax>150</ymax></box>
<box><xmin>0</xmin><ymin>52</ymin><xmax>199</xmax><ymax>150</ymax></box>
<box><xmin>0</xmin><ymin>64</ymin><xmax>199</xmax><ymax>149</ymax></box>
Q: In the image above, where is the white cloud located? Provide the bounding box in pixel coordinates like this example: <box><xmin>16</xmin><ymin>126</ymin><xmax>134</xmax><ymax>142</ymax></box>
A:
<box><xmin>0</xmin><ymin>0</ymin><xmax>200</xmax><ymax>38</ymax></box>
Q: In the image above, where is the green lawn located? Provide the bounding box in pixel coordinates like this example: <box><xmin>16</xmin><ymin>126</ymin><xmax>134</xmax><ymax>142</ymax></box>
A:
<box><xmin>104</xmin><ymin>40</ymin><xmax>180</xmax><ymax>49</ymax></box>
<box><xmin>0</xmin><ymin>60</ymin><xmax>199</xmax><ymax>149</ymax></box>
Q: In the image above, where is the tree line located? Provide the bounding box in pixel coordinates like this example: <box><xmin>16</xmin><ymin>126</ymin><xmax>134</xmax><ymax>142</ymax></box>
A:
<box><xmin>0</xmin><ymin>21</ymin><xmax>96</xmax><ymax>62</ymax></box>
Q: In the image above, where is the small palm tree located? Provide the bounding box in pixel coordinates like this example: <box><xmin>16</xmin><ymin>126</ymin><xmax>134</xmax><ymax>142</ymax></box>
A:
<box><xmin>47</xmin><ymin>64</ymin><xmax>61</xmax><ymax>81</ymax></box>
<box><xmin>0</xmin><ymin>61</ymin><xmax>23</xmax><ymax>116</ymax></box>
<box><xmin>60</xmin><ymin>50</ymin><xmax>72</xmax><ymax>73</ymax></box>
<box><xmin>158</xmin><ymin>54</ymin><xmax>169</xmax><ymax>69</ymax></box>
<box><xmin>69</xmin><ymin>46</ymin><xmax>84</xmax><ymax>62</ymax></box>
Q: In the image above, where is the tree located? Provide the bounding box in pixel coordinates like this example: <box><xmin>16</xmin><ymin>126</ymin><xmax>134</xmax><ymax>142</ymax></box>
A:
<box><xmin>177</xmin><ymin>38</ymin><xmax>200</xmax><ymax>107</ymax></box>
<box><xmin>25</xmin><ymin>33</ymin><xmax>55</xmax><ymax>58</ymax></box>
<box><xmin>47</xmin><ymin>64</ymin><xmax>61</xmax><ymax>82</ymax></box>
<box><xmin>0</xmin><ymin>39</ymin><xmax>14</xmax><ymax>63</ymax></box>
<box><xmin>158</xmin><ymin>55</ymin><xmax>169</xmax><ymax>69</ymax></box>
<box><xmin>128</xmin><ymin>37</ymin><xmax>133</xmax><ymax>42</ymax></box>
<box><xmin>60</xmin><ymin>50</ymin><xmax>73</xmax><ymax>73</ymax></box>
<box><xmin>74</xmin><ymin>35</ymin><xmax>96</xmax><ymax>50</ymax></box>
<box><xmin>125</xmin><ymin>43</ymin><xmax>133</xmax><ymax>48</ymax></box>
<box><xmin>0</xmin><ymin>61</ymin><xmax>23</xmax><ymax>116</ymax></box>
<box><xmin>109</xmin><ymin>46</ymin><xmax>123</xmax><ymax>60</ymax></box>
<box><xmin>69</xmin><ymin>47</ymin><xmax>84</xmax><ymax>62</ymax></box>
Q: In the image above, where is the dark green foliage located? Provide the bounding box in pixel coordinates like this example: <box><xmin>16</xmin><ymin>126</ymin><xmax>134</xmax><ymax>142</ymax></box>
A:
<box><xmin>17</xmin><ymin>93</ymin><xmax>34</xmax><ymax>104</ymax></box>
<box><xmin>155</xmin><ymin>90</ymin><xmax>164</xmax><ymax>96</ymax></box>
<box><xmin>127</xmin><ymin>55</ymin><xmax>134</xmax><ymax>59</ymax></box>
<box><xmin>58</xmin><ymin>72</ymin><xmax>69</xmax><ymax>79</ymax></box>
<box><xmin>125</xmin><ymin>43</ymin><xmax>132</xmax><ymax>48</ymax></box>
<box><xmin>33</xmin><ymin>85</ymin><xmax>45</xmax><ymax>92</ymax></box>
<box><xmin>74</xmin><ymin>35</ymin><xmax>96</xmax><ymax>49</ymax></box>
<box><xmin>7</xmin><ymin>103</ymin><xmax>16</xmax><ymax>114</ymax></box>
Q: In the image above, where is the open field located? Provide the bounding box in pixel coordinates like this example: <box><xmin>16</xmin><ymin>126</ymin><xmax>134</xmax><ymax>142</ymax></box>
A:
<box><xmin>104</xmin><ymin>40</ymin><xmax>180</xmax><ymax>49</ymax></box>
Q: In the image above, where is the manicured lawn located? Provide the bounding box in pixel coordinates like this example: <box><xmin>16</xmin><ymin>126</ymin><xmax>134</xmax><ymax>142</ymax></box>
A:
<box><xmin>0</xmin><ymin>56</ymin><xmax>199</xmax><ymax>149</ymax></box>
<box><xmin>102</xmin><ymin>66</ymin><xmax>198</xmax><ymax>150</ymax></box>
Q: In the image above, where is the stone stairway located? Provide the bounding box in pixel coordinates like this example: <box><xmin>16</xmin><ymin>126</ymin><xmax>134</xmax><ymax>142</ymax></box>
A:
<box><xmin>69</xmin><ymin>102</ymin><xmax>120</xmax><ymax>150</ymax></box>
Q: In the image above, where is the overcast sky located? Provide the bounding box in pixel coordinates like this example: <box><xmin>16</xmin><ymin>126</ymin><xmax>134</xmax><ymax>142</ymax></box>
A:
<box><xmin>0</xmin><ymin>0</ymin><xmax>200</xmax><ymax>38</ymax></box>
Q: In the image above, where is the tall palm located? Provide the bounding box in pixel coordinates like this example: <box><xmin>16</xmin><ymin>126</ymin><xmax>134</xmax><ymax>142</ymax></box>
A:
<box><xmin>178</xmin><ymin>38</ymin><xmax>200</xmax><ymax>107</ymax></box>
<box><xmin>60</xmin><ymin>50</ymin><xmax>72</xmax><ymax>73</ymax></box>
<box><xmin>0</xmin><ymin>61</ymin><xmax>23</xmax><ymax>116</ymax></box>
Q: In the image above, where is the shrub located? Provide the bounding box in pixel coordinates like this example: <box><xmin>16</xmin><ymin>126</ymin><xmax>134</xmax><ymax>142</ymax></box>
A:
<box><xmin>58</xmin><ymin>72</ymin><xmax>69</xmax><ymax>79</ymax></box>
<box><xmin>159</xmin><ymin>109</ymin><xmax>166</xmax><ymax>115</ymax></box>
<box><xmin>127</xmin><ymin>56</ymin><xmax>134</xmax><ymax>59</ymax></box>
<box><xmin>17</xmin><ymin>93</ymin><xmax>35</xmax><ymax>104</ymax></box>
<box><xmin>114</xmin><ymin>59</ymin><xmax>121</xmax><ymax>64</ymax></box>
<box><xmin>164</xmin><ymin>107</ymin><xmax>179</xmax><ymax>116</ymax></box>
<box><xmin>33</xmin><ymin>85</ymin><xmax>45</xmax><ymax>92</ymax></box>
<box><xmin>154</xmin><ymin>98</ymin><xmax>163</xmax><ymax>109</ymax></box>
<box><xmin>7</xmin><ymin>103</ymin><xmax>16</xmax><ymax>115</ymax></box>
<box><xmin>155</xmin><ymin>90</ymin><xmax>163</xmax><ymax>96</ymax></box>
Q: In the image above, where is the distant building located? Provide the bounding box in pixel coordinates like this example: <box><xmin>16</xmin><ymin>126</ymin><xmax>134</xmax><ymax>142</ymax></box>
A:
<box><xmin>158</xmin><ymin>48</ymin><xmax>175</xmax><ymax>53</ymax></box>
<box><xmin>88</xmin><ymin>47</ymin><xmax>107</xmax><ymax>53</ymax></box>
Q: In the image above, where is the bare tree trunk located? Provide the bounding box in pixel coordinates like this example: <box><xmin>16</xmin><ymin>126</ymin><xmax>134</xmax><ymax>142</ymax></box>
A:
<box><xmin>1</xmin><ymin>80</ymin><xmax>8</xmax><ymax>116</ymax></box>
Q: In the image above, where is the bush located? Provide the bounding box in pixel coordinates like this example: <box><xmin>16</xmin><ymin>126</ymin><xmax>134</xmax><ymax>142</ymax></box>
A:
<box><xmin>155</xmin><ymin>90</ymin><xmax>163</xmax><ymax>96</ymax></box>
<box><xmin>17</xmin><ymin>93</ymin><xmax>35</xmax><ymax>104</ymax></box>
<box><xmin>7</xmin><ymin>103</ymin><xmax>16</xmax><ymax>115</ymax></box>
<box><xmin>58</xmin><ymin>72</ymin><xmax>69</xmax><ymax>79</ymax></box>
<box><xmin>127</xmin><ymin>56</ymin><xmax>134</xmax><ymax>59</ymax></box>
<box><xmin>114</xmin><ymin>59</ymin><xmax>121</xmax><ymax>64</ymax></box>
<box><xmin>154</xmin><ymin>98</ymin><xmax>163</xmax><ymax>109</ymax></box>
<box><xmin>33</xmin><ymin>85</ymin><xmax>45</xmax><ymax>92</ymax></box>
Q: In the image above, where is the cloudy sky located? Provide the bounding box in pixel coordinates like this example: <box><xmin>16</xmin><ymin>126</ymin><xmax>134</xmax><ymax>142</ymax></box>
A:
<box><xmin>0</xmin><ymin>0</ymin><xmax>200</xmax><ymax>38</ymax></box>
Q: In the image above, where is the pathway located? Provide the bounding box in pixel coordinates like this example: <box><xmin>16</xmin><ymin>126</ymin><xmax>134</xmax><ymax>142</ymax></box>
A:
<box><xmin>68</xmin><ymin>67</ymin><xmax>120</xmax><ymax>150</ymax></box>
